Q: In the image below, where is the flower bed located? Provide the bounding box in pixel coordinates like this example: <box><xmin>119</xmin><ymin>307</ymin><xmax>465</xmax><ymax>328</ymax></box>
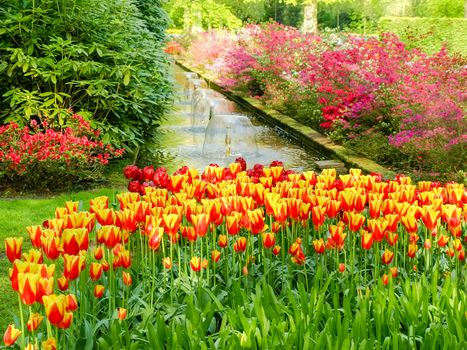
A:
<box><xmin>183</xmin><ymin>23</ymin><xmax>467</xmax><ymax>180</ymax></box>
<box><xmin>0</xmin><ymin>115</ymin><xmax>124</xmax><ymax>192</ymax></box>
<box><xmin>3</xmin><ymin>159</ymin><xmax>466</xmax><ymax>347</ymax></box>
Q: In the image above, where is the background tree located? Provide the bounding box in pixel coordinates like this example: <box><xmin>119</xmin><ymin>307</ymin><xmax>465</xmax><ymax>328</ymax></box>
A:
<box><xmin>166</xmin><ymin>0</ymin><xmax>241</xmax><ymax>32</ymax></box>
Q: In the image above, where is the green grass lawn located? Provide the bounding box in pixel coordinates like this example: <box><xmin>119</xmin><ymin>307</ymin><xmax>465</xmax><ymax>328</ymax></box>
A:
<box><xmin>0</xmin><ymin>186</ymin><xmax>125</xmax><ymax>332</ymax></box>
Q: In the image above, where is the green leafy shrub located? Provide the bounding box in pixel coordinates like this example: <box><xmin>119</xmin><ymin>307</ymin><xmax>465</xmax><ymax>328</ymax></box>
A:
<box><xmin>378</xmin><ymin>17</ymin><xmax>467</xmax><ymax>55</ymax></box>
<box><xmin>0</xmin><ymin>0</ymin><xmax>172</xmax><ymax>149</ymax></box>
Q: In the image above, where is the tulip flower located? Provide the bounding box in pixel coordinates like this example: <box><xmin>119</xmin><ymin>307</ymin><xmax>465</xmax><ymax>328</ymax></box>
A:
<box><xmin>163</xmin><ymin>257</ymin><xmax>172</xmax><ymax>270</ymax></box>
<box><xmin>328</xmin><ymin>224</ymin><xmax>347</xmax><ymax>250</ymax></box>
<box><xmin>122</xmin><ymin>271</ymin><xmax>132</xmax><ymax>286</ymax></box>
<box><xmin>94</xmin><ymin>285</ymin><xmax>105</xmax><ymax>298</ymax></box>
<box><xmin>56</xmin><ymin>208</ymin><xmax>68</xmax><ymax>219</ymax></box>
<box><xmin>369</xmin><ymin>199</ymin><xmax>383</xmax><ymax>219</ymax></box>
<box><xmin>361</xmin><ymin>230</ymin><xmax>374</xmax><ymax>250</ymax></box>
<box><xmin>202</xmin><ymin>258</ymin><xmax>208</xmax><ymax>269</ymax></box>
<box><xmin>89</xmin><ymin>263</ymin><xmax>102</xmax><ymax>282</ymax></box>
<box><xmin>421</xmin><ymin>207</ymin><xmax>440</xmax><ymax>231</ymax></box>
<box><xmin>18</xmin><ymin>272</ymin><xmax>39</xmax><ymax>305</ymax></box>
<box><xmin>27</xmin><ymin>312</ymin><xmax>44</xmax><ymax>332</ymax></box>
<box><xmin>408</xmin><ymin>243</ymin><xmax>418</xmax><ymax>259</ymax></box>
<box><xmin>347</xmin><ymin>212</ymin><xmax>366</xmax><ymax>232</ymax></box>
<box><xmin>233</xmin><ymin>237</ymin><xmax>247</xmax><ymax>253</ymax></box>
<box><xmin>190</xmin><ymin>257</ymin><xmax>201</xmax><ymax>272</ymax></box>
<box><xmin>381</xmin><ymin>250</ymin><xmax>394</xmax><ymax>265</ymax></box>
<box><xmin>57</xmin><ymin>312</ymin><xmax>73</xmax><ymax>329</ymax></box>
<box><xmin>458</xmin><ymin>249</ymin><xmax>465</xmax><ymax>261</ymax></box>
<box><xmin>367</xmin><ymin>219</ymin><xmax>387</xmax><ymax>242</ymax></box>
<box><xmin>162</xmin><ymin>213</ymin><xmax>182</xmax><ymax>236</ymax></box>
<box><xmin>401</xmin><ymin>214</ymin><xmax>418</xmax><ymax>234</ymax></box>
<box><xmin>390</xmin><ymin>267</ymin><xmax>398</xmax><ymax>278</ymax></box>
<box><xmin>270</xmin><ymin>199</ymin><xmax>288</xmax><ymax>223</ymax></box>
<box><xmin>117</xmin><ymin>307</ymin><xmax>127</xmax><ymax>320</ymax></box>
<box><xmin>326</xmin><ymin>200</ymin><xmax>341</xmax><ymax>219</ymax></box>
<box><xmin>262</xmin><ymin>232</ymin><xmax>275</xmax><ymax>249</ymax></box>
<box><xmin>340</xmin><ymin>191</ymin><xmax>355</xmax><ymax>212</ymax></box>
<box><xmin>4</xmin><ymin>237</ymin><xmax>23</xmax><ymax>263</ymax></box>
<box><xmin>381</xmin><ymin>200</ymin><xmax>396</xmax><ymax>216</ymax></box>
<box><xmin>99</xmin><ymin>225</ymin><xmax>122</xmax><ymax>249</ymax></box>
<box><xmin>62</xmin><ymin>228</ymin><xmax>88</xmax><ymax>255</ymax></box>
<box><xmin>22</xmin><ymin>249</ymin><xmax>43</xmax><ymax>264</ymax></box>
<box><xmin>211</xmin><ymin>250</ymin><xmax>221</xmax><ymax>263</ymax></box>
<box><xmin>312</xmin><ymin>238</ymin><xmax>325</xmax><ymax>254</ymax></box>
<box><xmin>353</xmin><ymin>194</ymin><xmax>366</xmax><ymax>213</ymax></box>
<box><xmin>291</xmin><ymin>248</ymin><xmax>305</xmax><ymax>265</ymax></box>
<box><xmin>226</xmin><ymin>213</ymin><xmax>242</xmax><ymax>236</ymax></box>
<box><xmin>101</xmin><ymin>260</ymin><xmax>110</xmax><ymax>272</ymax></box>
<box><xmin>191</xmin><ymin>213</ymin><xmax>210</xmax><ymax>238</ymax></box>
<box><xmin>42</xmin><ymin>337</ymin><xmax>57</xmax><ymax>350</ymax></box>
<box><xmin>36</xmin><ymin>277</ymin><xmax>54</xmax><ymax>304</ymax></box>
<box><xmin>3</xmin><ymin>324</ymin><xmax>21</xmax><ymax>346</ymax></box>
<box><xmin>65</xmin><ymin>294</ymin><xmax>78</xmax><ymax>312</ymax></box>
<box><xmin>437</xmin><ymin>234</ymin><xmax>450</xmax><ymax>248</ymax></box>
<box><xmin>42</xmin><ymin>294</ymin><xmax>67</xmax><ymax>326</ymax></box>
<box><xmin>57</xmin><ymin>276</ymin><xmax>69</xmax><ymax>291</ymax></box>
<box><xmin>26</xmin><ymin>225</ymin><xmax>43</xmax><ymax>248</ymax></box>
<box><xmin>218</xmin><ymin>234</ymin><xmax>228</xmax><ymax>248</ymax></box>
<box><xmin>90</xmin><ymin>196</ymin><xmax>109</xmax><ymax>210</ymax></box>
<box><xmin>311</xmin><ymin>206</ymin><xmax>326</xmax><ymax>229</ymax></box>
<box><xmin>272</xmin><ymin>245</ymin><xmax>281</xmax><ymax>256</ymax></box>
<box><xmin>382</xmin><ymin>274</ymin><xmax>389</xmax><ymax>286</ymax></box>
<box><xmin>385</xmin><ymin>232</ymin><xmax>398</xmax><ymax>246</ymax></box>
<box><xmin>63</xmin><ymin>254</ymin><xmax>85</xmax><ymax>280</ymax></box>
<box><xmin>148</xmin><ymin>227</ymin><xmax>164</xmax><ymax>251</ymax></box>
<box><xmin>40</xmin><ymin>232</ymin><xmax>61</xmax><ymax>260</ymax></box>
<box><xmin>385</xmin><ymin>214</ymin><xmax>399</xmax><ymax>233</ymax></box>
<box><xmin>119</xmin><ymin>250</ymin><xmax>131</xmax><ymax>269</ymax></box>
<box><xmin>246</xmin><ymin>209</ymin><xmax>267</xmax><ymax>235</ymax></box>
<box><xmin>289</xmin><ymin>238</ymin><xmax>302</xmax><ymax>256</ymax></box>
<box><xmin>45</xmin><ymin>219</ymin><xmax>64</xmax><ymax>235</ymax></box>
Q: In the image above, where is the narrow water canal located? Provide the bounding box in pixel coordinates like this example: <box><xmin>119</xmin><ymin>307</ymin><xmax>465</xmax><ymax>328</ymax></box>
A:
<box><xmin>143</xmin><ymin>64</ymin><xmax>327</xmax><ymax>172</ymax></box>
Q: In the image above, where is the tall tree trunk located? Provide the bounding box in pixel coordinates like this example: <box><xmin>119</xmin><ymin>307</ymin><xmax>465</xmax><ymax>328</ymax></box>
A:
<box><xmin>301</xmin><ymin>0</ymin><xmax>318</xmax><ymax>34</ymax></box>
<box><xmin>184</xmin><ymin>1</ymin><xmax>203</xmax><ymax>36</ymax></box>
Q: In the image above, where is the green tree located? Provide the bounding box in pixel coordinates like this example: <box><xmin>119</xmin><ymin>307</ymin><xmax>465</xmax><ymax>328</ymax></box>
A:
<box><xmin>283</xmin><ymin>0</ymin><xmax>352</xmax><ymax>32</ymax></box>
<box><xmin>413</xmin><ymin>0</ymin><xmax>465</xmax><ymax>17</ymax></box>
<box><xmin>166</xmin><ymin>0</ymin><xmax>241</xmax><ymax>32</ymax></box>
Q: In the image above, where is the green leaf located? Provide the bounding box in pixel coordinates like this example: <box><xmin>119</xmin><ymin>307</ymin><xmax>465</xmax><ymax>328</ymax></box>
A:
<box><xmin>43</xmin><ymin>99</ymin><xmax>55</xmax><ymax>107</ymax></box>
<box><xmin>123</xmin><ymin>72</ymin><xmax>131</xmax><ymax>86</ymax></box>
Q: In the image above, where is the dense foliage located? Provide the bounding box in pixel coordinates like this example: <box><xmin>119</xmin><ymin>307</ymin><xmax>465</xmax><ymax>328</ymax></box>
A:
<box><xmin>183</xmin><ymin>24</ymin><xmax>466</xmax><ymax>180</ymax></box>
<box><xmin>0</xmin><ymin>116</ymin><xmax>124</xmax><ymax>192</ymax></box>
<box><xmin>0</xmin><ymin>0</ymin><xmax>172</xmax><ymax>148</ymax></box>
<box><xmin>379</xmin><ymin>17</ymin><xmax>467</xmax><ymax>55</ymax></box>
<box><xmin>2</xmin><ymin>160</ymin><xmax>466</xmax><ymax>348</ymax></box>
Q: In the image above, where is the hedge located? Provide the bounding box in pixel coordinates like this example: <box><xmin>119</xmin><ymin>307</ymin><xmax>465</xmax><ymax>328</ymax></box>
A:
<box><xmin>378</xmin><ymin>16</ymin><xmax>467</xmax><ymax>55</ymax></box>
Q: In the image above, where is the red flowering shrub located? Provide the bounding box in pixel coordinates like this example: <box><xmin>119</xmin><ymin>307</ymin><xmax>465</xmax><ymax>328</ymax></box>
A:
<box><xmin>0</xmin><ymin>114</ymin><xmax>124</xmax><ymax>192</ymax></box>
<box><xmin>164</xmin><ymin>41</ymin><xmax>184</xmax><ymax>55</ymax></box>
<box><xmin>185</xmin><ymin>24</ymin><xmax>467</xmax><ymax>179</ymax></box>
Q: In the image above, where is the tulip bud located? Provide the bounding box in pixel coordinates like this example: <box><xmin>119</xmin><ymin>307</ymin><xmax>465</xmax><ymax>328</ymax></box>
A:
<box><xmin>117</xmin><ymin>307</ymin><xmax>127</xmax><ymax>320</ymax></box>
<box><xmin>382</xmin><ymin>274</ymin><xmax>389</xmax><ymax>286</ymax></box>
<box><xmin>94</xmin><ymin>285</ymin><xmax>105</xmax><ymax>298</ymax></box>
<box><xmin>339</xmin><ymin>263</ymin><xmax>345</xmax><ymax>273</ymax></box>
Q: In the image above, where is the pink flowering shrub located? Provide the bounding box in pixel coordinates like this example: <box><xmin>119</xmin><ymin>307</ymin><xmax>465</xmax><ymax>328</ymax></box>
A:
<box><xmin>0</xmin><ymin>114</ymin><xmax>124</xmax><ymax>192</ymax></box>
<box><xmin>185</xmin><ymin>24</ymin><xmax>467</xmax><ymax>178</ymax></box>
